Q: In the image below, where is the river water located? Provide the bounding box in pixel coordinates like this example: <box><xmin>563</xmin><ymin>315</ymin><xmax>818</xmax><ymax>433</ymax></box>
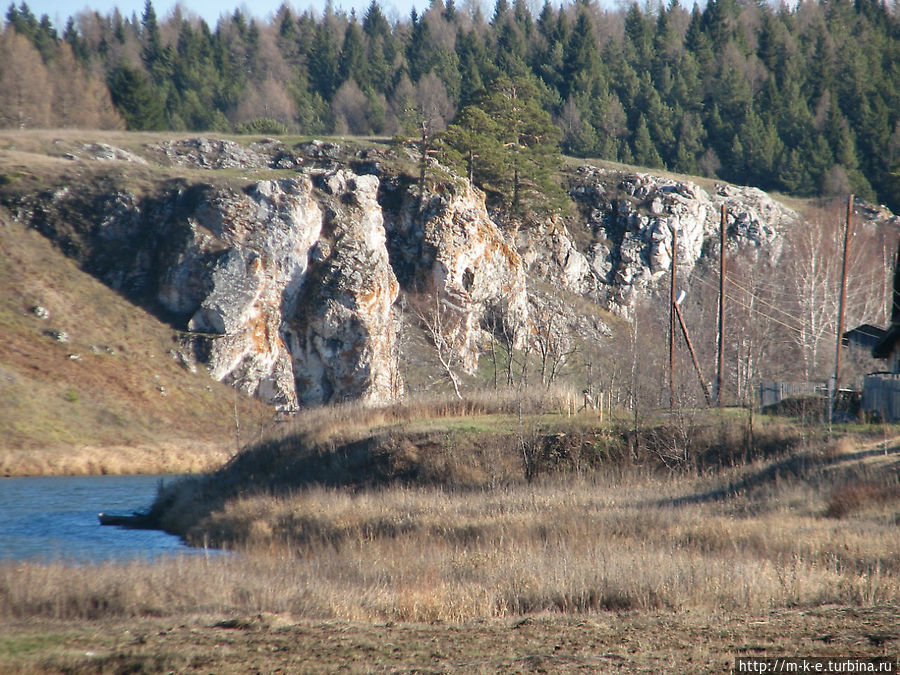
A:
<box><xmin>0</xmin><ymin>474</ymin><xmax>201</xmax><ymax>563</ymax></box>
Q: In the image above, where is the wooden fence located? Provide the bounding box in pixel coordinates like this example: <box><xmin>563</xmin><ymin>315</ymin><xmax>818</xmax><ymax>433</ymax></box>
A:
<box><xmin>758</xmin><ymin>381</ymin><xmax>827</xmax><ymax>408</ymax></box>
<box><xmin>861</xmin><ymin>373</ymin><xmax>900</xmax><ymax>422</ymax></box>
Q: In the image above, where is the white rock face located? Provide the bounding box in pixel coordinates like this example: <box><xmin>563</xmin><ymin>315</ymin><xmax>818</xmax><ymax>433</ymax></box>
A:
<box><xmin>174</xmin><ymin>177</ymin><xmax>325</xmax><ymax>411</ymax></box>
<box><xmin>283</xmin><ymin>170</ymin><xmax>401</xmax><ymax>406</ymax></box>
<box><xmin>520</xmin><ymin>218</ymin><xmax>594</xmax><ymax>296</ymax></box>
<box><xmin>563</xmin><ymin>166</ymin><xmax>799</xmax><ymax>316</ymax></box>
<box><xmin>172</xmin><ymin>172</ymin><xmax>405</xmax><ymax>410</ymax></box>
<box><xmin>387</xmin><ymin>182</ymin><xmax>529</xmax><ymax>373</ymax></box>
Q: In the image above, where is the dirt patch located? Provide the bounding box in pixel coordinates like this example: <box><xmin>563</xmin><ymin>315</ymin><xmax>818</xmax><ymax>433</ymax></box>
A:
<box><xmin>2</xmin><ymin>606</ymin><xmax>896</xmax><ymax>674</ymax></box>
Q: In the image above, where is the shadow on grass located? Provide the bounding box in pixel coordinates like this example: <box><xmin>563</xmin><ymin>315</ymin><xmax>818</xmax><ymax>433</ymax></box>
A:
<box><xmin>661</xmin><ymin>442</ymin><xmax>900</xmax><ymax>507</ymax></box>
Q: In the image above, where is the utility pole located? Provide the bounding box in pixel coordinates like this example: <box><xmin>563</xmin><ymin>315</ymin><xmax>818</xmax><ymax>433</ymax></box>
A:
<box><xmin>834</xmin><ymin>194</ymin><xmax>853</xmax><ymax>389</ymax></box>
<box><xmin>669</xmin><ymin>226</ymin><xmax>677</xmax><ymax>408</ymax></box>
<box><xmin>831</xmin><ymin>194</ymin><xmax>854</xmax><ymax>427</ymax></box>
<box><xmin>716</xmin><ymin>204</ymin><xmax>726</xmax><ymax>406</ymax></box>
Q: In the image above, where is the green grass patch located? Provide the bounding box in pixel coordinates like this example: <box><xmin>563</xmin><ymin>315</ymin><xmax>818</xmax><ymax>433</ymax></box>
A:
<box><xmin>406</xmin><ymin>413</ymin><xmax>520</xmax><ymax>436</ymax></box>
<box><xmin>0</xmin><ymin>632</ymin><xmax>71</xmax><ymax>658</ymax></box>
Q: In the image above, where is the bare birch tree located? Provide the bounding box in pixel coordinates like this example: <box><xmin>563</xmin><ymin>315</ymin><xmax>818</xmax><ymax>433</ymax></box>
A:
<box><xmin>786</xmin><ymin>203</ymin><xmax>890</xmax><ymax>381</ymax></box>
<box><xmin>409</xmin><ymin>292</ymin><xmax>467</xmax><ymax>399</ymax></box>
<box><xmin>787</xmin><ymin>212</ymin><xmax>843</xmax><ymax>380</ymax></box>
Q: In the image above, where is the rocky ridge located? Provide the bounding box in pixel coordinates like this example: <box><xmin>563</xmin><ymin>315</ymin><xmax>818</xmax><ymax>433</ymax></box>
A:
<box><xmin>538</xmin><ymin>166</ymin><xmax>797</xmax><ymax>317</ymax></box>
<box><xmin>5</xmin><ymin>137</ymin><xmax>897</xmax><ymax>409</ymax></box>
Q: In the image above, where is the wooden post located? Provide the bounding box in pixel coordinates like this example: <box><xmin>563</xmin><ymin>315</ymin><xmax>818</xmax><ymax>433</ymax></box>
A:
<box><xmin>830</xmin><ymin>194</ymin><xmax>853</xmax><ymax>433</ymax></box>
<box><xmin>669</xmin><ymin>226</ymin><xmax>677</xmax><ymax>408</ymax></box>
<box><xmin>587</xmin><ymin>361</ymin><xmax>593</xmax><ymax>403</ymax></box>
<box><xmin>717</xmin><ymin>204</ymin><xmax>726</xmax><ymax>406</ymax></box>
<box><xmin>599</xmin><ymin>392</ymin><xmax>604</xmax><ymax>423</ymax></box>
<box><xmin>675</xmin><ymin>301</ymin><xmax>713</xmax><ymax>406</ymax></box>
<box><xmin>834</xmin><ymin>194</ymin><xmax>853</xmax><ymax>390</ymax></box>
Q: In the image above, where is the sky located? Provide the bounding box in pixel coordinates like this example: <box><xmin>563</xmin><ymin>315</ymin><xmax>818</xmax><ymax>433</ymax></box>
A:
<box><xmin>18</xmin><ymin>0</ymin><xmax>474</xmax><ymax>29</ymax></box>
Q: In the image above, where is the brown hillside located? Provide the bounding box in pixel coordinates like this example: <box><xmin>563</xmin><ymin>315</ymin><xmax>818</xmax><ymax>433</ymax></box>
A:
<box><xmin>0</xmin><ymin>211</ymin><xmax>271</xmax><ymax>476</ymax></box>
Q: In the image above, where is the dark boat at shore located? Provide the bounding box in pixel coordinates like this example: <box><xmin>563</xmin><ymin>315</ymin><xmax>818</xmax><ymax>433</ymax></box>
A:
<box><xmin>98</xmin><ymin>511</ymin><xmax>154</xmax><ymax>528</ymax></box>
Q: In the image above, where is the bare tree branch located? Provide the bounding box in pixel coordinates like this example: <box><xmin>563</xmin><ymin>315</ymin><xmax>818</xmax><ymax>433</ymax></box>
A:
<box><xmin>409</xmin><ymin>291</ymin><xmax>467</xmax><ymax>399</ymax></box>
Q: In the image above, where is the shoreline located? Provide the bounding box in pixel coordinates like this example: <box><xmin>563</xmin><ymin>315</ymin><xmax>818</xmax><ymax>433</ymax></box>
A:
<box><xmin>0</xmin><ymin>439</ymin><xmax>234</xmax><ymax>478</ymax></box>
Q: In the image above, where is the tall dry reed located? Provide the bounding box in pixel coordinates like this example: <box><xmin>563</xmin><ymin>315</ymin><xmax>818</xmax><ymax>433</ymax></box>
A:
<box><xmin>4</xmin><ymin>469</ymin><xmax>898</xmax><ymax>623</ymax></box>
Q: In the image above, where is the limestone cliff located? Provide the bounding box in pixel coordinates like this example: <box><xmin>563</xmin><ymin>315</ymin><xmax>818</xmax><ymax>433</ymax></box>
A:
<box><xmin>3</xmin><ymin>147</ymin><xmax>525</xmax><ymax>409</ymax></box>
<box><xmin>6</xmin><ymin>135</ymin><xmax>897</xmax><ymax>409</ymax></box>
<box><xmin>385</xmin><ymin>180</ymin><xmax>528</xmax><ymax>373</ymax></box>
<box><xmin>548</xmin><ymin>167</ymin><xmax>797</xmax><ymax>316</ymax></box>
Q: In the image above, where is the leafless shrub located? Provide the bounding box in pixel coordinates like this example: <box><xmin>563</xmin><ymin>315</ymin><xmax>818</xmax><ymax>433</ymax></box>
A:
<box><xmin>825</xmin><ymin>479</ymin><xmax>900</xmax><ymax>519</ymax></box>
<box><xmin>407</xmin><ymin>292</ymin><xmax>471</xmax><ymax>399</ymax></box>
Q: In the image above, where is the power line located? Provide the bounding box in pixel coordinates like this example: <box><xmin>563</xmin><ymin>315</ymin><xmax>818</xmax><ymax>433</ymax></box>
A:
<box><xmin>693</xmin><ymin>270</ymin><xmax>820</xmax><ymax>331</ymax></box>
<box><xmin>724</xmin><ymin>276</ymin><xmax>806</xmax><ymax>329</ymax></box>
<box><xmin>690</xmin><ymin>275</ymin><xmax>807</xmax><ymax>336</ymax></box>
<box><xmin>724</xmin><ymin>271</ymin><xmax>888</xmax><ymax>329</ymax></box>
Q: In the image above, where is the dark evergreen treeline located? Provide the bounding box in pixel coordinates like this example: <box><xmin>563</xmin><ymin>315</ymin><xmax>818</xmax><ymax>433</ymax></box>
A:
<box><xmin>2</xmin><ymin>0</ymin><xmax>900</xmax><ymax>209</ymax></box>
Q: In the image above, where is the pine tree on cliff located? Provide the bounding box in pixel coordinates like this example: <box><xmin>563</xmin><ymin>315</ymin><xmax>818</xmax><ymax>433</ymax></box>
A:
<box><xmin>439</xmin><ymin>74</ymin><xmax>565</xmax><ymax>217</ymax></box>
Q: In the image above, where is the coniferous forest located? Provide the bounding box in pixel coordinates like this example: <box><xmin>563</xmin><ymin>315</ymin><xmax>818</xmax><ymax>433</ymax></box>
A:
<box><xmin>1</xmin><ymin>0</ymin><xmax>899</xmax><ymax>210</ymax></box>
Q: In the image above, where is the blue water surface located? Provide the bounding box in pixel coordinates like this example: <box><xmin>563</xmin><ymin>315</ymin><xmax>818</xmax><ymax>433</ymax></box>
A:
<box><xmin>0</xmin><ymin>474</ymin><xmax>201</xmax><ymax>563</ymax></box>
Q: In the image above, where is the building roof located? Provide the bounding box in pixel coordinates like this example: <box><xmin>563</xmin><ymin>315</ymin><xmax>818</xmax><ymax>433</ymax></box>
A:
<box><xmin>843</xmin><ymin>323</ymin><xmax>886</xmax><ymax>349</ymax></box>
<box><xmin>874</xmin><ymin>325</ymin><xmax>900</xmax><ymax>359</ymax></box>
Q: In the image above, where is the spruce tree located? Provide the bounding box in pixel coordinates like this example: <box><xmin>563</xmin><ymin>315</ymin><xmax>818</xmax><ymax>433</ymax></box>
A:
<box><xmin>338</xmin><ymin>19</ymin><xmax>366</xmax><ymax>86</ymax></box>
<box><xmin>632</xmin><ymin>115</ymin><xmax>664</xmax><ymax>169</ymax></box>
<box><xmin>107</xmin><ymin>63</ymin><xmax>166</xmax><ymax>130</ymax></box>
<box><xmin>309</xmin><ymin>20</ymin><xmax>341</xmax><ymax>100</ymax></box>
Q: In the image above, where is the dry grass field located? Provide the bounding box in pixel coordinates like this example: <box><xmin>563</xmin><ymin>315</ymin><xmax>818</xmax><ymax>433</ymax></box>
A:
<box><xmin>2</xmin><ymin>403</ymin><xmax>899</xmax><ymax>673</ymax></box>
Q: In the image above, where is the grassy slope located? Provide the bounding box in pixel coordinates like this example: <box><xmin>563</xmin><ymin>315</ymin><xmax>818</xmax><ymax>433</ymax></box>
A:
<box><xmin>0</xmin><ymin>214</ymin><xmax>270</xmax><ymax>475</ymax></box>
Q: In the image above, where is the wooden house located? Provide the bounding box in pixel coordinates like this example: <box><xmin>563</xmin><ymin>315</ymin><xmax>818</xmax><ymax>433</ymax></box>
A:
<box><xmin>859</xmin><ymin>241</ymin><xmax>900</xmax><ymax>419</ymax></box>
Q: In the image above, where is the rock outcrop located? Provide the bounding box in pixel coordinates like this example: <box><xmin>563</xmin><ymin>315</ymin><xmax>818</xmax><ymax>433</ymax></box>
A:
<box><xmin>283</xmin><ymin>171</ymin><xmax>401</xmax><ymax>407</ymax></box>
<box><xmin>154</xmin><ymin>171</ymin><xmax>402</xmax><ymax>410</ymax></box>
<box><xmin>386</xmin><ymin>181</ymin><xmax>529</xmax><ymax>372</ymax></box>
<box><xmin>176</xmin><ymin>177</ymin><xmax>325</xmax><ymax>411</ymax></box>
<box><xmin>558</xmin><ymin>166</ymin><xmax>798</xmax><ymax>316</ymax></box>
<box><xmin>9</xmin><ymin>137</ymin><xmax>898</xmax><ymax>409</ymax></box>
